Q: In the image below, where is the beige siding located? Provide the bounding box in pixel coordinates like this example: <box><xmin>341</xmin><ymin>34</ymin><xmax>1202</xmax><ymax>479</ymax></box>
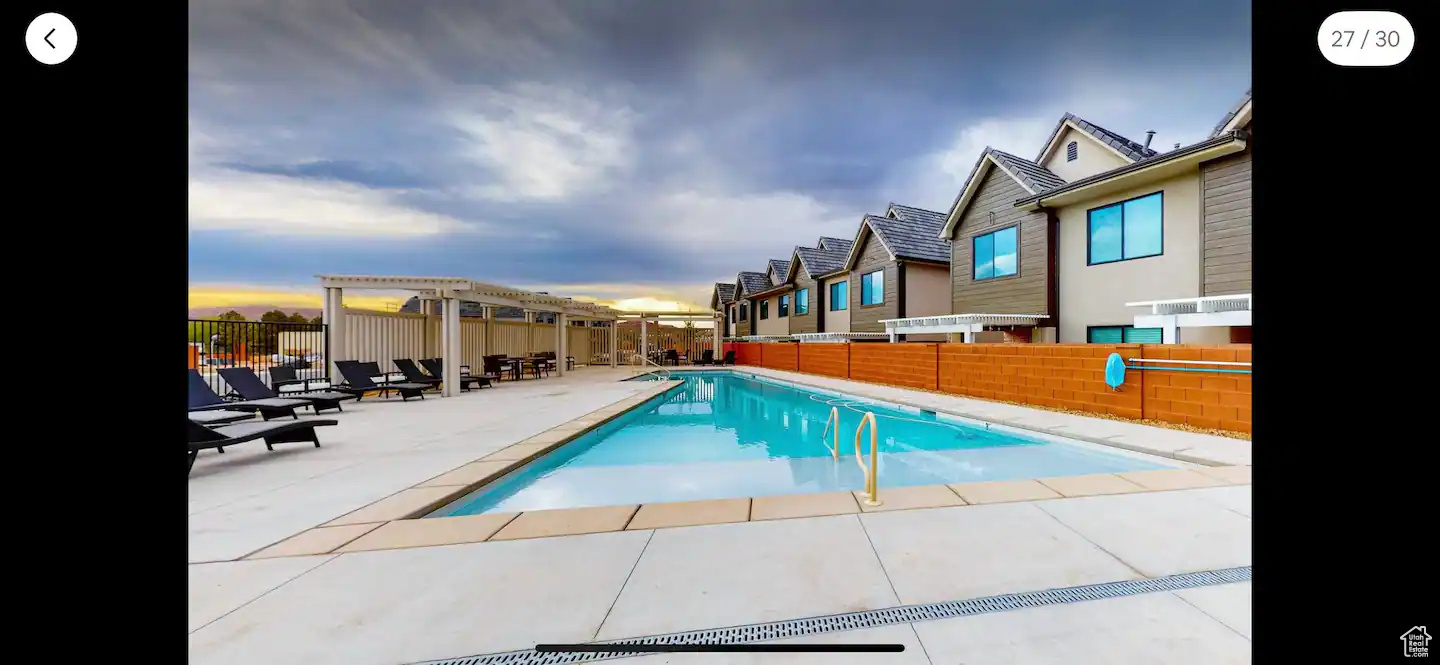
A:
<box><xmin>849</xmin><ymin>230</ymin><xmax>898</xmax><ymax>332</ymax></box>
<box><xmin>1056</xmin><ymin>172</ymin><xmax>1204</xmax><ymax>342</ymax></box>
<box><xmin>820</xmin><ymin>276</ymin><xmax>850</xmax><ymax>332</ymax></box>
<box><xmin>1200</xmin><ymin>145</ymin><xmax>1252</xmax><ymax>296</ymax></box>
<box><xmin>1041</xmin><ymin>126</ymin><xmax>1132</xmax><ymax>183</ymax></box>
<box><xmin>755</xmin><ymin>294</ymin><xmax>790</xmax><ymax>335</ymax></box>
<box><xmin>950</xmin><ymin>167</ymin><xmax>1052</xmax><ymax>315</ymax></box>
<box><xmin>730</xmin><ymin>301</ymin><xmax>752</xmax><ymax>337</ymax></box>
<box><xmin>905</xmin><ymin>263</ymin><xmax>951</xmax><ymax>318</ymax></box>
<box><xmin>789</xmin><ymin>272</ymin><xmax>819</xmax><ymax>335</ymax></box>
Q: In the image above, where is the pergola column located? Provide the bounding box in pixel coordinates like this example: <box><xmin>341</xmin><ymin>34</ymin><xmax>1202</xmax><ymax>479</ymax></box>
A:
<box><xmin>322</xmin><ymin>287</ymin><xmax>346</xmax><ymax>382</ymax></box>
<box><xmin>525</xmin><ymin>311</ymin><xmax>535</xmax><ymax>355</ymax></box>
<box><xmin>555</xmin><ymin>313</ymin><xmax>567</xmax><ymax>376</ymax></box>
<box><xmin>441</xmin><ymin>296</ymin><xmax>461</xmax><ymax>397</ymax></box>
<box><xmin>640</xmin><ymin>316</ymin><xmax>648</xmax><ymax>364</ymax></box>
<box><xmin>417</xmin><ymin>296</ymin><xmax>432</xmax><ymax>358</ymax></box>
<box><xmin>482</xmin><ymin>306</ymin><xmax>494</xmax><ymax>357</ymax></box>
<box><xmin>712</xmin><ymin>313</ymin><xmax>722</xmax><ymax>356</ymax></box>
<box><xmin>609</xmin><ymin>321</ymin><xmax>618</xmax><ymax>368</ymax></box>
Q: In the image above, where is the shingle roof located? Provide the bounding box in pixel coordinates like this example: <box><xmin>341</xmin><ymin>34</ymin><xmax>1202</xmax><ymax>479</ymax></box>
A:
<box><xmin>794</xmin><ymin>245</ymin><xmax>849</xmax><ymax>278</ymax></box>
<box><xmin>1211</xmin><ymin>88</ymin><xmax>1252</xmax><ymax>137</ymax></box>
<box><xmin>767</xmin><ymin>259</ymin><xmax>791</xmax><ymax>282</ymax></box>
<box><xmin>985</xmin><ymin>149</ymin><xmax>1067</xmax><ymax>193</ymax></box>
<box><xmin>713</xmin><ymin>282</ymin><xmax>736</xmax><ymax>305</ymax></box>
<box><xmin>863</xmin><ymin>213</ymin><xmax>949</xmax><ymax>264</ymax></box>
<box><xmin>885</xmin><ymin>203</ymin><xmax>947</xmax><ymax>227</ymax></box>
<box><xmin>1040</xmin><ymin>113</ymin><xmax>1159</xmax><ymax>163</ymax></box>
<box><xmin>736</xmin><ymin>271</ymin><xmax>771</xmax><ymax>295</ymax></box>
<box><xmin>818</xmin><ymin>236</ymin><xmax>853</xmax><ymax>253</ymax></box>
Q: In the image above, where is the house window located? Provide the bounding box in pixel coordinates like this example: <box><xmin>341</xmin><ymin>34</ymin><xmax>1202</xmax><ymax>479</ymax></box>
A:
<box><xmin>1066</xmin><ymin>141</ymin><xmax>1078</xmax><ymax>162</ymax></box>
<box><xmin>829</xmin><ymin>282</ymin><xmax>848</xmax><ymax>311</ymax></box>
<box><xmin>1088</xmin><ymin>192</ymin><xmax>1163</xmax><ymax>265</ymax></box>
<box><xmin>1087</xmin><ymin>326</ymin><xmax>1163</xmax><ymax>344</ymax></box>
<box><xmin>795</xmin><ymin>289</ymin><xmax>809</xmax><ymax>315</ymax></box>
<box><xmin>760</xmin><ymin>300</ymin><xmax>769</xmax><ymax>320</ymax></box>
<box><xmin>779</xmin><ymin>295</ymin><xmax>790</xmax><ymax>317</ymax></box>
<box><xmin>860</xmin><ymin>270</ymin><xmax>885</xmax><ymax>306</ymax></box>
<box><xmin>739</xmin><ymin>303</ymin><xmax>748</xmax><ymax>321</ymax></box>
<box><xmin>972</xmin><ymin>226</ymin><xmax>1019</xmax><ymax>280</ymax></box>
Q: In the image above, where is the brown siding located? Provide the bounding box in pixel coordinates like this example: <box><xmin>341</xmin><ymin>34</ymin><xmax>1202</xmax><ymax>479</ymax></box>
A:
<box><xmin>1200</xmin><ymin>143</ymin><xmax>1252</xmax><ymax>296</ymax></box>
<box><xmin>789</xmin><ymin>270</ymin><xmax>819</xmax><ymax>335</ymax></box>
<box><xmin>950</xmin><ymin>167</ymin><xmax>1051</xmax><ymax>315</ymax></box>
<box><xmin>849</xmin><ymin>230</ymin><xmax>899</xmax><ymax>332</ymax></box>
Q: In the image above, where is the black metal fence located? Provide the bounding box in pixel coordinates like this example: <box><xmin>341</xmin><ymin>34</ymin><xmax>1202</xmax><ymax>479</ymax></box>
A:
<box><xmin>188</xmin><ymin>319</ymin><xmax>328</xmax><ymax>398</ymax></box>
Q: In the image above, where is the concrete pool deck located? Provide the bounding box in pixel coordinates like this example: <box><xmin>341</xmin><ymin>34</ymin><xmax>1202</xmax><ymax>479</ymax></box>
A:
<box><xmin>188</xmin><ymin>364</ymin><xmax>1253</xmax><ymax>665</ymax></box>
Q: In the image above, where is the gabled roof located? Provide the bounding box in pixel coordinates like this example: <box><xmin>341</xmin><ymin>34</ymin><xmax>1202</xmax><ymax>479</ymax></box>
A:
<box><xmin>1211</xmin><ymin>89</ymin><xmax>1252</xmax><ymax>137</ymax></box>
<box><xmin>818</xmin><ymin>236</ymin><xmax>853</xmax><ymax>253</ymax></box>
<box><xmin>1036</xmin><ymin>112</ymin><xmax>1159</xmax><ymax>165</ymax></box>
<box><xmin>938</xmin><ymin>148</ymin><xmax>1066</xmax><ymax>238</ymax></box>
<box><xmin>736</xmin><ymin>271</ymin><xmax>771</xmax><ymax>296</ymax></box>
<box><xmin>790</xmin><ymin>245</ymin><xmax>850</xmax><ymax>280</ymax></box>
<box><xmin>885</xmin><ymin>203</ymin><xmax>947</xmax><ymax>227</ymax></box>
<box><xmin>1014</xmin><ymin>130</ymin><xmax>1249</xmax><ymax>208</ymax></box>
<box><xmin>843</xmin><ymin>213</ymin><xmax>949</xmax><ymax>269</ymax></box>
<box><xmin>767</xmin><ymin>259</ymin><xmax>791</xmax><ymax>282</ymax></box>
<box><xmin>710</xmin><ymin>282</ymin><xmax>737</xmax><ymax>310</ymax></box>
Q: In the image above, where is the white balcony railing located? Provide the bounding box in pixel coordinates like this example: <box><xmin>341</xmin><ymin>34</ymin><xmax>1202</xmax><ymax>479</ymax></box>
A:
<box><xmin>791</xmin><ymin>332</ymin><xmax>891</xmax><ymax>343</ymax></box>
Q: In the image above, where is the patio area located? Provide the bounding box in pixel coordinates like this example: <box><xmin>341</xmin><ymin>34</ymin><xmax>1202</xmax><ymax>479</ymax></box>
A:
<box><xmin>189</xmin><ymin>364</ymin><xmax>1251</xmax><ymax>665</ymax></box>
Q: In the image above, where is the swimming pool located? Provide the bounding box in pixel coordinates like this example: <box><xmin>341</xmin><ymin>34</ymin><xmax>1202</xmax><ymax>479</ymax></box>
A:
<box><xmin>430</xmin><ymin>371</ymin><xmax>1174</xmax><ymax>516</ymax></box>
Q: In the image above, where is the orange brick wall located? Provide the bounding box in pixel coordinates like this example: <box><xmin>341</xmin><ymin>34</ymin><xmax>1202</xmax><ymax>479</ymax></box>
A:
<box><xmin>729</xmin><ymin>341</ymin><xmax>1251</xmax><ymax>434</ymax></box>
<box><xmin>760</xmin><ymin>343</ymin><xmax>799</xmax><ymax>371</ymax></box>
<box><xmin>798</xmin><ymin>344</ymin><xmax>850</xmax><ymax>378</ymax></box>
<box><xmin>1139</xmin><ymin>345</ymin><xmax>1252</xmax><ymax>433</ymax></box>
<box><xmin>849</xmin><ymin>343</ymin><xmax>939</xmax><ymax>391</ymax></box>
<box><xmin>938</xmin><ymin>344</ymin><xmax>1144</xmax><ymax>419</ymax></box>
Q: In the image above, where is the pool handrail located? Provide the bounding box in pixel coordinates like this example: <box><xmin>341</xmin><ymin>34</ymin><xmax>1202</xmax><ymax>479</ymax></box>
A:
<box><xmin>854</xmin><ymin>412</ymin><xmax>881</xmax><ymax>506</ymax></box>
<box><xmin>821</xmin><ymin>407</ymin><xmax>840</xmax><ymax>460</ymax></box>
<box><xmin>634</xmin><ymin>356</ymin><xmax>672</xmax><ymax>382</ymax></box>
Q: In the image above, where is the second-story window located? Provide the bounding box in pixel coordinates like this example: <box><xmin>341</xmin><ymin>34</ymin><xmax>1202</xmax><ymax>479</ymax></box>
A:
<box><xmin>860</xmin><ymin>269</ymin><xmax>885</xmax><ymax>306</ymax></box>
<box><xmin>829</xmin><ymin>281</ymin><xmax>848</xmax><ymax>311</ymax></box>
<box><xmin>795</xmin><ymin>288</ymin><xmax>809</xmax><ymax>314</ymax></box>
<box><xmin>760</xmin><ymin>300</ymin><xmax>770</xmax><ymax>320</ymax></box>
<box><xmin>779</xmin><ymin>295</ymin><xmax>790</xmax><ymax>317</ymax></box>
<box><xmin>973</xmin><ymin>226</ymin><xmax>1019</xmax><ymax>280</ymax></box>
<box><xmin>740</xmin><ymin>303</ymin><xmax>748</xmax><ymax>321</ymax></box>
<box><xmin>1088</xmin><ymin>192</ymin><xmax>1164</xmax><ymax>265</ymax></box>
<box><xmin>1066</xmin><ymin>141</ymin><xmax>1078</xmax><ymax>162</ymax></box>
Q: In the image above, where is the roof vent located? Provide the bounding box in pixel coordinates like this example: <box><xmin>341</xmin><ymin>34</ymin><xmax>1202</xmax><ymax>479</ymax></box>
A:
<box><xmin>1173</xmin><ymin>142</ymin><xmax>1181</xmax><ymax>150</ymax></box>
<box><xmin>1143</xmin><ymin>130</ymin><xmax>1155</xmax><ymax>149</ymax></box>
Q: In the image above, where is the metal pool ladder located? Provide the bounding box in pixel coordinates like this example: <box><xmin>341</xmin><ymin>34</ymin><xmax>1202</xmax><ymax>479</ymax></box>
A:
<box><xmin>634</xmin><ymin>356</ymin><xmax>672</xmax><ymax>382</ymax></box>
<box><xmin>823</xmin><ymin>407</ymin><xmax>881</xmax><ymax>506</ymax></box>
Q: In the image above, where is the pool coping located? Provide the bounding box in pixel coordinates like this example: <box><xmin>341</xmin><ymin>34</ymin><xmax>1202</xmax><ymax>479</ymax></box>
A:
<box><xmin>243</xmin><ymin>370</ymin><xmax>1253</xmax><ymax>560</ymax></box>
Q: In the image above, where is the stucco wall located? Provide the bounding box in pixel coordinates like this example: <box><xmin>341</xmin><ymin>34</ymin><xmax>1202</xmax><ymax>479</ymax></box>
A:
<box><xmin>1041</xmin><ymin>127</ymin><xmax>1132</xmax><ymax>183</ymax></box>
<box><xmin>1056</xmin><ymin>172</ymin><xmax>1202</xmax><ymax>342</ymax></box>
<box><xmin>820</xmin><ymin>276</ymin><xmax>850</xmax><ymax>332</ymax></box>
<box><xmin>755</xmin><ymin>294</ymin><xmax>789</xmax><ymax>335</ymax></box>
<box><xmin>904</xmin><ymin>263</ymin><xmax>951</xmax><ymax>318</ymax></box>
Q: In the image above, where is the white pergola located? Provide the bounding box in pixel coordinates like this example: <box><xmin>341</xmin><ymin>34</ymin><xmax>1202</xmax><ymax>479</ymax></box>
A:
<box><xmin>791</xmin><ymin>332</ymin><xmax>890</xmax><ymax>343</ymax></box>
<box><xmin>1128</xmin><ymin>294</ymin><xmax>1252</xmax><ymax>344</ymax></box>
<box><xmin>615</xmin><ymin>310</ymin><xmax>726</xmax><ymax>365</ymax></box>
<box><xmin>879</xmin><ymin>314</ymin><xmax>1050</xmax><ymax>342</ymax></box>
<box><xmin>318</xmin><ymin>275</ymin><xmax>622</xmax><ymax>397</ymax></box>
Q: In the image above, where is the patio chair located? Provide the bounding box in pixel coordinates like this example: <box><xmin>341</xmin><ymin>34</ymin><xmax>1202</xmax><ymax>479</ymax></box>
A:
<box><xmin>419</xmin><ymin>358</ymin><xmax>491</xmax><ymax>390</ymax></box>
<box><xmin>188</xmin><ymin>410</ymin><xmax>257</xmax><ymax>426</ymax></box>
<box><xmin>522</xmin><ymin>357</ymin><xmax>548</xmax><ymax>379</ymax></box>
<box><xmin>392</xmin><ymin>359</ymin><xmax>443</xmax><ymax>388</ymax></box>
<box><xmin>268</xmin><ymin>366</ymin><xmax>332</xmax><ymax>396</ymax></box>
<box><xmin>334</xmin><ymin>362</ymin><xmax>431</xmax><ymax>401</ymax></box>
<box><xmin>188</xmin><ymin>418</ymin><xmax>337</xmax><ymax>474</ymax></box>
<box><xmin>188</xmin><ymin>369</ymin><xmax>308</xmax><ymax>420</ymax></box>
<box><xmin>484</xmin><ymin>355</ymin><xmax>516</xmax><ymax>381</ymax></box>
<box><xmin>664</xmin><ymin>349</ymin><xmax>680</xmax><ymax>366</ymax></box>
<box><xmin>218</xmin><ymin>367</ymin><xmax>358</xmax><ymax>415</ymax></box>
<box><xmin>721</xmin><ymin>350</ymin><xmax>737</xmax><ymax>365</ymax></box>
<box><xmin>697</xmin><ymin>349</ymin><xmax>715</xmax><ymax>365</ymax></box>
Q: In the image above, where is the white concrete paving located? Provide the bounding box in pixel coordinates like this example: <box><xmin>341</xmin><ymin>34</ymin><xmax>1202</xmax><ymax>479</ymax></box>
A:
<box><xmin>188</xmin><ymin>555</ymin><xmax>335</xmax><ymax>633</ymax></box>
<box><xmin>857</xmin><ymin>502</ymin><xmax>1143</xmax><ymax>604</ymax></box>
<box><xmin>595</xmin><ymin>515</ymin><xmax>899</xmax><ymax>640</ymax></box>
<box><xmin>188</xmin><ymin>530</ymin><xmax>653</xmax><ymax>665</ymax></box>
<box><xmin>911</xmin><ymin>591</ymin><xmax>1251</xmax><ymax>664</ymax></box>
<box><xmin>188</xmin><ymin>368</ymin><xmax>650</xmax><ymax>562</ymax></box>
<box><xmin>1175</xmin><ymin>582</ymin><xmax>1252</xmax><ymax>639</ymax></box>
<box><xmin>1186</xmin><ymin>485</ymin><xmax>1253</xmax><ymax>518</ymax></box>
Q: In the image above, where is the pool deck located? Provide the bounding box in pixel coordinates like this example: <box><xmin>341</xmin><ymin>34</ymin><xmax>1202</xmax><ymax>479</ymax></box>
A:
<box><xmin>189</xmin><ymin>365</ymin><xmax>1252</xmax><ymax>665</ymax></box>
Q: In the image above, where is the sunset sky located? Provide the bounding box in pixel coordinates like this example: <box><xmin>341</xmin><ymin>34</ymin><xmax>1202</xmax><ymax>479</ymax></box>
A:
<box><xmin>188</xmin><ymin>0</ymin><xmax>1249</xmax><ymax>313</ymax></box>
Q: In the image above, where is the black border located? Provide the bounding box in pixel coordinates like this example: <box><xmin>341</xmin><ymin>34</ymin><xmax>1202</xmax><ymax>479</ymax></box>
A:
<box><xmin>1256</xmin><ymin>1</ymin><xmax>1434</xmax><ymax>660</ymax></box>
<box><xmin>1085</xmin><ymin>190</ymin><xmax>1164</xmax><ymax>265</ymax></box>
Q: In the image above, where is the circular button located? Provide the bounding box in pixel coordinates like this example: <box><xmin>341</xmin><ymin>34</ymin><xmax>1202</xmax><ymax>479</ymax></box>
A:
<box><xmin>26</xmin><ymin>13</ymin><xmax>77</xmax><ymax>65</ymax></box>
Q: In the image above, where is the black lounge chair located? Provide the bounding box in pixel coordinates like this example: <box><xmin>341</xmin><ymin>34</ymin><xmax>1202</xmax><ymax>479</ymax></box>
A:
<box><xmin>720</xmin><ymin>350</ymin><xmax>736</xmax><ymax>366</ymax></box>
<box><xmin>188</xmin><ymin>418</ymin><xmax>337</xmax><ymax>474</ymax></box>
<box><xmin>419</xmin><ymin>358</ymin><xmax>491</xmax><ymax>390</ymax></box>
<box><xmin>219</xmin><ymin>367</ymin><xmax>358</xmax><ymax>415</ymax></box>
<box><xmin>663</xmin><ymin>349</ymin><xmax>681</xmax><ymax>366</ymax></box>
<box><xmin>335</xmin><ymin>362</ymin><xmax>431</xmax><ymax>400</ymax></box>
<box><xmin>392</xmin><ymin>359</ymin><xmax>443</xmax><ymax>388</ymax></box>
<box><xmin>189</xmin><ymin>410</ymin><xmax>256</xmax><ymax>426</ymax></box>
<box><xmin>697</xmin><ymin>349</ymin><xmax>715</xmax><ymax>365</ymax></box>
<box><xmin>188</xmin><ymin>369</ymin><xmax>308</xmax><ymax>420</ymax></box>
<box><xmin>268</xmin><ymin>366</ymin><xmax>332</xmax><ymax>396</ymax></box>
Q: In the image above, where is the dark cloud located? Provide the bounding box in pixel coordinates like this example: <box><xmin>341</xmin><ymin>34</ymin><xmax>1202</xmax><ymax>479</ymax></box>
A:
<box><xmin>188</xmin><ymin>0</ymin><xmax>1250</xmax><ymax>306</ymax></box>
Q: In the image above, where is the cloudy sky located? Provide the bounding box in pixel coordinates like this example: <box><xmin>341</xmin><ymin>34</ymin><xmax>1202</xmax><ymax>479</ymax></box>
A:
<box><xmin>188</xmin><ymin>0</ymin><xmax>1250</xmax><ymax>313</ymax></box>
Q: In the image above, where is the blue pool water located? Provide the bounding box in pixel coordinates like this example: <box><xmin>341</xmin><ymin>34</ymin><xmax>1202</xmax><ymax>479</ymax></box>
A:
<box><xmin>431</xmin><ymin>371</ymin><xmax>1173</xmax><ymax>516</ymax></box>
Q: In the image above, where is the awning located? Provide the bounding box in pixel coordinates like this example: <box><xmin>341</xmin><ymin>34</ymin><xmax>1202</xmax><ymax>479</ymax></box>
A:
<box><xmin>879</xmin><ymin>314</ymin><xmax>1049</xmax><ymax>342</ymax></box>
<box><xmin>1128</xmin><ymin>294</ymin><xmax>1251</xmax><ymax>343</ymax></box>
<box><xmin>791</xmin><ymin>332</ymin><xmax>890</xmax><ymax>343</ymax></box>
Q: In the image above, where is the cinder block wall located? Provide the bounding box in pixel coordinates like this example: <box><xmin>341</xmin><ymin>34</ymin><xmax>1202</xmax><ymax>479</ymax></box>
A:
<box><xmin>797</xmin><ymin>344</ymin><xmax>849</xmax><ymax>378</ymax></box>
<box><xmin>760</xmin><ymin>343</ymin><xmax>799</xmax><ymax>371</ymax></box>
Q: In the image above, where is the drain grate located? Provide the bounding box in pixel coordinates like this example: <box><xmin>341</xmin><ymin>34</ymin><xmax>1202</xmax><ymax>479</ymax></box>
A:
<box><xmin>410</xmin><ymin>566</ymin><xmax>1250</xmax><ymax>665</ymax></box>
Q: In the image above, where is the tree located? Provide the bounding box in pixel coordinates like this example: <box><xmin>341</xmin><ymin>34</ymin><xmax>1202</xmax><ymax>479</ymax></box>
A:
<box><xmin>288</xmin><ymin>312</ymin><xmax>310</xmax><ymax>324</ymax></box>
<box><xmin>259</xmin><ymin>309</ymin><xmax>291</xmax><ymax>323</ymax></box>
<box><xmin>309</xmin><ymin>315</ymin><xmax>323</xmax><ymax>325</ymax></box>
<box><xmin>217</xmin><ymin>310</ymin><xmax>246</xmax><ymax>321</ymax></box>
